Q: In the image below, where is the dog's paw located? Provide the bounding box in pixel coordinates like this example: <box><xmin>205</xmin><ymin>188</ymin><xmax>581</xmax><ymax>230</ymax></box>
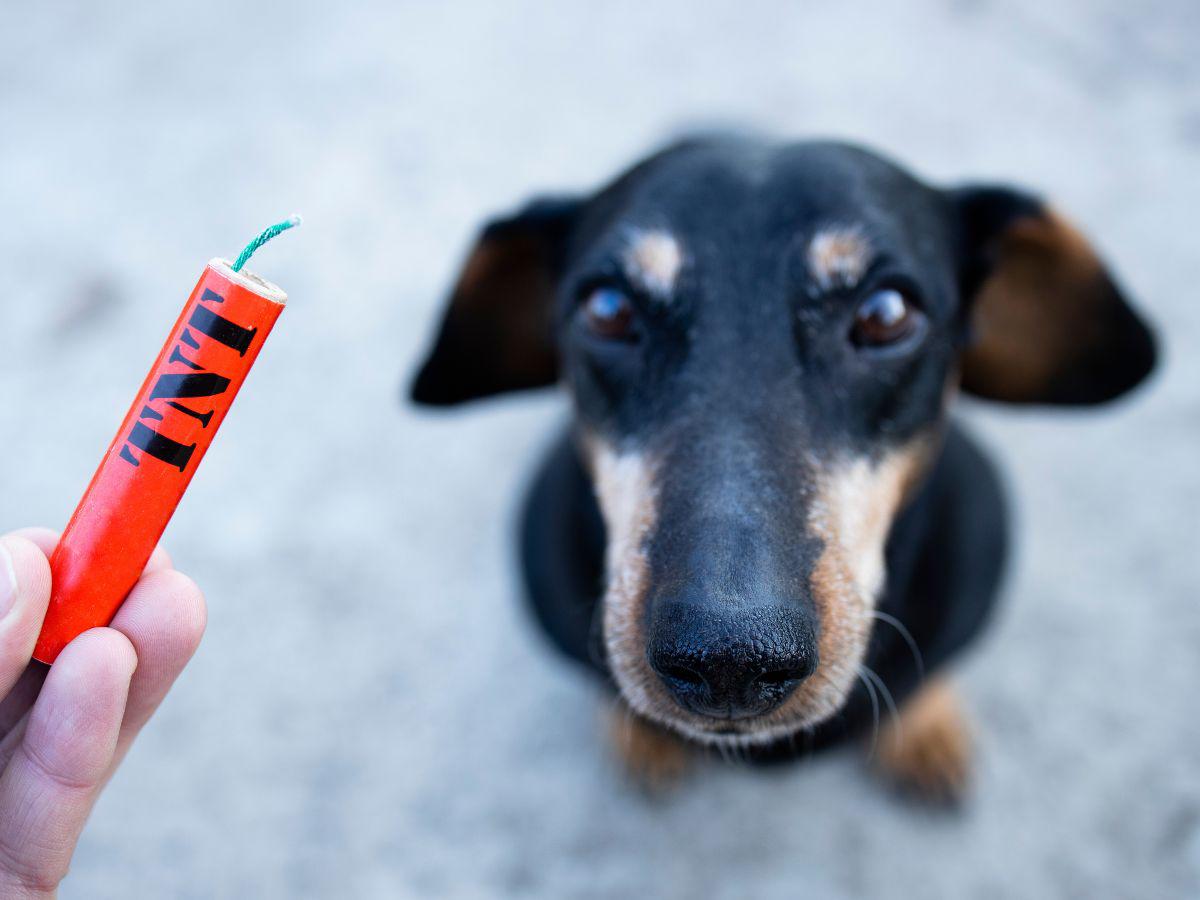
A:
<box><xmin>606</xmin><ymin>705</ymin><xmax>692</xmax><ymax>793</ymax></box>
<box><xmin>872</xmin><ymin>677</ymin><xmax>972</xmax><ymax>806</ymax></box>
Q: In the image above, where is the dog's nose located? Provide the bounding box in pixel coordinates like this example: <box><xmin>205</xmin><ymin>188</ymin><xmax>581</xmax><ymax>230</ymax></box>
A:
<box><xmin>646</xmin><ymin>602</ymin><xmax>818</xmax><ymax>720</ymax></box>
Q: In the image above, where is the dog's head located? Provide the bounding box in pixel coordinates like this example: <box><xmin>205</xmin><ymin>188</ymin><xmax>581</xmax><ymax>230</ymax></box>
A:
<box><xmin>411</xmin><ymin>137</ymin><xmax>1156</xmax><ymax>746</ymax></box>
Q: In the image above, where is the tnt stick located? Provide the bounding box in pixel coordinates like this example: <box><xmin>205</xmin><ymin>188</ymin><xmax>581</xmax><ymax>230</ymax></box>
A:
<box><xmin>33</xmin><ymin>218</ymin><xmax>299</xmax><ymax>663</ymax></box>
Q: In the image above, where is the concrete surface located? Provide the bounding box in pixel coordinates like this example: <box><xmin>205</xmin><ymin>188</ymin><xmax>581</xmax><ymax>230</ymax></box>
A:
<box><xmin>2</xmin><ymin>1</ymin><xmax>1199</xmax><ymax>897</ymax></box>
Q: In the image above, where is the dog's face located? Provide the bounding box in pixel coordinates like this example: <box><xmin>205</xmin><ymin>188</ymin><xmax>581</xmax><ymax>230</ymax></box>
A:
<box><xmin>412</xmin><ymin>137</ymin><xmax>1156</xmax><ymax>746</ymax></box>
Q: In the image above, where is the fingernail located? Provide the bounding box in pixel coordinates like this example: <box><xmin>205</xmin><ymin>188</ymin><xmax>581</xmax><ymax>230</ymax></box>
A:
<box><xmin>0</xmin><ymin>539</ymin><xmax>17</xmax><ymax>619</ymax></box>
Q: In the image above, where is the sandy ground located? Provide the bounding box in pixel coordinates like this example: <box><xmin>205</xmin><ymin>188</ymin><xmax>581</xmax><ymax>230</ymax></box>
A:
<box><xmin>2</xmin><ymin>1</ymin><xmax>1199</xmax><ymax>897</ymax></box>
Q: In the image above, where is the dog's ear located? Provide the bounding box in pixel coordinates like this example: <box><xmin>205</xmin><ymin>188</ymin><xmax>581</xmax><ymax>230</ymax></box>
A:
<box><xmin>410</xmin><ymin>196</ymin><xmax>580</xmax><ymax>406</ymax></box>
<box><xmin>950</xmin><ymin>185</ymin><xmax>1157</xmax><ymax>405</ymax></box>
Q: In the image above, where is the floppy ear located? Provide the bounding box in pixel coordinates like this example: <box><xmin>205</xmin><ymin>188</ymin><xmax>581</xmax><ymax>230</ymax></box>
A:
<box><xmin>410</xmin><ymin>196</ymin><xmax>580</xmax><ymax>406</ymax></box>
<box><xmin>951</xmin><ymin>186</ymin><xmax>1157</xmax><ymax>405</ymax></box>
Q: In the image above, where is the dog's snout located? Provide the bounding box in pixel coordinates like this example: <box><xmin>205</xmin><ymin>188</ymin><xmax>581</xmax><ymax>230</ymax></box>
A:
<box><xmin>647</xmin><ymin>602</ymin><xmax>818</xmax><ymax>720</ymax></box>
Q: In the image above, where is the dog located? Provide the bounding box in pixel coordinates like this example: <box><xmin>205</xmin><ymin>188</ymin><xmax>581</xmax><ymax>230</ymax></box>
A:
<box><xmin>409</xmin><ymin>135</ymin><xmax>1157</xmax><ymax>800</ymax></box>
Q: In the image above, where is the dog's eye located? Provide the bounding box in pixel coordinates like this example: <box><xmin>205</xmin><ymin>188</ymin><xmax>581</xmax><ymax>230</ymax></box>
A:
<box><xmin>850</xmin><ymin>288</ymin><xmax>922</xmax><ymax>348</ymax></box>
<box><xmin>583</xmin><ymin>286</ymin><xmax>637</xmax><ymax>341</ymax></box>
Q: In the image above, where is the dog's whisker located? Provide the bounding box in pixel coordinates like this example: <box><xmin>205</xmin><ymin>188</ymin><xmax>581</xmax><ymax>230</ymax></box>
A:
<box><xmin>861</xmin><ymin>664</ymin><xmax>901</xmax><ymax>743</ymax></box>
<box><xmin>856</xmin><ymin>666</ymin><xmax>880</xmax><ymax>760</ymax></box>
<box><xmin>868</xmin><ymin>610</ymin><xmax>925</xmax><ymax>680</ymax></box>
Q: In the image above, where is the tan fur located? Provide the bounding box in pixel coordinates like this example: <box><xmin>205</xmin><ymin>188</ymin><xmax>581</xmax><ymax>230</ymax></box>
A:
<box><xmin>874</xmin><ymin>677</ymin><xmax>972</xmax><ymax>803</ymax></box>
<box><xmin>962</xmin><ymin>209</ymin><xmax>1108</xmax><ymax>401</ymax></box>
<box><xmin>772</xmin><ymin>439</ymin><xmax>935</xmax><ymax>733</ymax></box>
<box><xmin>807</xmin><ymin>226</ymin><xmax>871</xmax><ymax>291</ymax></box>
<box><xmin>586</xmin><ymin>435</ymin><xmax>664</xmax><ymax>725</ymax></box>
<box><xmin>605</xmin><ymin>702</ymin><xmax>692</xmax><ymax>790</ymax></box>
<box><xmin>624</xmin><ymin>229</ymin><xmax>684</xmax><ymax>297</ymax></box>
<box><xmin>586</xmin><ymin>428</ymin><xmax>937</xmax><ymax>748</ymax></box>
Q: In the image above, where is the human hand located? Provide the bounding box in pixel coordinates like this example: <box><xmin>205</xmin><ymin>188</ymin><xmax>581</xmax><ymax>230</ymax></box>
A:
<box><xmin>0</xmin><ymin>528</ymin><xmax>205</xmax><ymax>898</ymax></box>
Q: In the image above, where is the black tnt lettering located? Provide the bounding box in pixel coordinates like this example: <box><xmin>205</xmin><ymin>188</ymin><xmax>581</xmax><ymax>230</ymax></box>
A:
<box><xmin>188</xmin><ymin>305</ymin><xmax>257</xmax><ymax>356</ymax></box>
<box><xmin>124</xmin><ymin>421</ymin><xmax>197</xmax><ymax>471</ymax></box>
<box><xmin>149</xmin><ymin>372</ymin><xmax>230</xmax><ymax>402</ymax></box>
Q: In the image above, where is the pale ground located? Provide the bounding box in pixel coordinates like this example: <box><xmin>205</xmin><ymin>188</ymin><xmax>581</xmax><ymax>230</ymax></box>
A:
<box><xmin>1</xmin><ymin>1</ymin><xmax>1199</xmax><ymax>897</ymax></box>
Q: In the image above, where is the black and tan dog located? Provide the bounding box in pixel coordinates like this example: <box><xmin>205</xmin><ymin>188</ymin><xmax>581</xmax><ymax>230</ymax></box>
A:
<box><xmin>410</xmin><ymin>136</ymin><xmax>1156</xmax><ymax>800</ymax></box>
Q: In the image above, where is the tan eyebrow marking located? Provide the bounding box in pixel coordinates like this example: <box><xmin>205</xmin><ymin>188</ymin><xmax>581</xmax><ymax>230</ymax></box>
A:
<box><xmin>623</xmin><ymin>229</ymin><xmax>684</xmax><ymax>298</ymax></box>
<box><xmin>807</xmin><ymin>226</ymin><xmax>872</xmax><ymax>291</ymax></box>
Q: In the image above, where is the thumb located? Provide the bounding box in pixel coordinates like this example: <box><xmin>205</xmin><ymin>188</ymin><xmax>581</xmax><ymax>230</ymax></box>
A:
<box><xmin>0</xmin><ymin>536</ymin><xmax>52</xmax><ymax>700</ymax></box>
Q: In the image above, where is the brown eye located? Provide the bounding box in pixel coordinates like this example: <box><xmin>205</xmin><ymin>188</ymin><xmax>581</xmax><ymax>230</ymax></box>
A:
<box><xmin>583</xmin><ymin>286</ymin><xmax>637</xmax><ymax>341</ymax></box>
<box><xmin>851</xmin><ymin>288</ymin><xmax>922</xmax><ymax>348</ymax></box>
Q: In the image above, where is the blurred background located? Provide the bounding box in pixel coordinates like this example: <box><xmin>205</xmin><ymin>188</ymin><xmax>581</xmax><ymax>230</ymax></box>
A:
<box><xmin>2</xmin><ymin>1</ymin><xmax>1198</xmax><ymax>897</ymax></box>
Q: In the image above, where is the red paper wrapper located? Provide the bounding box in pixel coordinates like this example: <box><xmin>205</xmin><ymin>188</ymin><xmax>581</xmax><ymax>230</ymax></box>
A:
<box><xmin>33</xmin><ymin>259</ymin><xmax>286</xmax><ymax>663</ymax></box>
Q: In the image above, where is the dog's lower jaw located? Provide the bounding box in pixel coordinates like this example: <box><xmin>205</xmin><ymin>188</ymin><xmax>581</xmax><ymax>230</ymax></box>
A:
<box><xmin>608</xmin><ymin>677</ymin><xmax>976</xmax><ymax>806</ymax></box>
<box><xmin>612</xmin><ymin>687</ymin><xmax>850</xmax><ymax>750</ymax></box>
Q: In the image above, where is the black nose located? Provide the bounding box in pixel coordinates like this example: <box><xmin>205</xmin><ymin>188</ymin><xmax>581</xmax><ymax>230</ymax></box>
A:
<box><xmin>647</xmin><ymin>602</ymin><xmax>818</xmax><ymax>720</ymax></box>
